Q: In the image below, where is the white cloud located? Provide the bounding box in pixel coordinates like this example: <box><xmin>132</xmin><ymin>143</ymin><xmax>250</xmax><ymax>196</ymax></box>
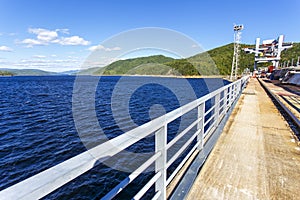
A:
<box><xmin>110</xmin><ymin>47</ymin><xmax>121</xmax><ymax>51</ymax></box>
<box><xmin>20</xmin><ymin>28</ymin><xmax>90</xmax><ymax>47</ymax></box>
<box><xmin>82</xmin><ymin>57</ymin><xmax>119</xmax><ymax>68</ymax></box>
<box><xmin>21</xmin><ymin>38</ymin><xmax>44</xmax><ymax>47</ymax></box>
<box><xmin>13</xmin><ymin>58</ymin><xmax>83</xmax><ymax>72</ymax></box>
<box><xmin>88</xmin><ymin>45</ymin><xmax>104</xmax><ymax>51</ymax></box>
<box><xmin>55</xmin><ymin>29</ymin><xmax>69</xmax><ymax>34</ymax></box>
<box><xmin>0</xmin><ymin>58</ymin><xmax>10</xmax><ymax>64</ymax></box>
<box><xmin>0</xmin><ymin>55</ymin><xmax>87</xmax><ymax>72</ymax></box>
<box><xmin>0</xmin><ymin>45</ymin><xmax>13</xmax><ymax>52</ymax></box>
<box><xmin>32</xmin><ymin>55</ymin><xmax>47</xmax><ymax>58</ymax></box>
<box><xmin>88</xmin><ymin>44</ymin><xmax>121</xmax><ymax>52</ymax></box>
<box><xmin>28</xmin><ymin>28</ymin><xmax>58</xmax><ymax>42</ymax></box>
<box><xmin>53</xmin><ymin>36</ymin><xmax>90</xmax><ymax>46</ymax></box>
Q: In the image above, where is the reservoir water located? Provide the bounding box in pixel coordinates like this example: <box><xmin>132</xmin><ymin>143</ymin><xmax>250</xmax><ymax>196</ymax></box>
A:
<box><xmin>0</xmin><ymin>76</ymin><xmax>229</xmax><ymax>199</ymax></box>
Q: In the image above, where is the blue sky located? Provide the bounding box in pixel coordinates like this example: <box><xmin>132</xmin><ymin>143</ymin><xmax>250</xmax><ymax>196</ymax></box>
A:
<box><xmin>0</xmin><ymin>0</ymin><xmax>299</xmax><ymax>72</ymax></box>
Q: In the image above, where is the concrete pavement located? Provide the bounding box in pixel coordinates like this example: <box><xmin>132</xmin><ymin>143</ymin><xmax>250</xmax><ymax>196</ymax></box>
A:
<box><xmin>186</xmin><ymin>78</ymin><xmax>300</xmax><ymax>200</ymax></box>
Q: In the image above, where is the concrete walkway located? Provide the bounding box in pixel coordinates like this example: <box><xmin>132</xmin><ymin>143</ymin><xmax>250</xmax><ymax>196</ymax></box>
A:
<box><xmin>186</xmin><ymin>78</ymin><xmax>300</xmax><ymax>200</ymax></box>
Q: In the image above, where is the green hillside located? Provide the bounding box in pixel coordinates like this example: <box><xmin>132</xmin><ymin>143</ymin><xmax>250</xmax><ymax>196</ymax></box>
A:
<box><xmin>0</xmin><ymin>70</ymin><xmax>14</xmax><ymax>76</ymax></box>
<box><xmin>86</xmin><ymin>44</ymin><xmax>258</xmax><ymax>76</ymax></box>
<box><xmin>77</xmin><ymin>67</ymin><xmax>102</xmax><ymax>75</ymax></box>
<box><xmin>281</xmin><ymin>42</ymin><xmax>300</xmax><ymax>65</ymax></box>
<box><xmin>165</xmin><ymin>59</ymin><xmax>201</xmax><ymax>76</ymax></box>
<box><xmin>93</xmin><ymin>55</ymin><xmax>175</xmax><ymax>75</ymax></box>
<box><xmin>166</xmin><ymin>42</ymin><xmax>299</xmax><ymax>75</ymax></box>
<box><xmin>0</xmin><ymin>68</ymin><xmax>59</xmax><ymax>76</ymax></box>
<box><xmin>187</xmin><ymin>43</ymin><xmax>254</xmax><ymax>75</ymax></box>
<box><xmin>81</xmin><ymin>42</ymin><xmax>300</xmax><ymax>76</ymax></box>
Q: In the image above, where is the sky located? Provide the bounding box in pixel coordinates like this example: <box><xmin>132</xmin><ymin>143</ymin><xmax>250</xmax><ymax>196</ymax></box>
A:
<box><xmin>0</xmin><ymin>0</ymin><xmax>299</xmax><ymax>72</ymax></box>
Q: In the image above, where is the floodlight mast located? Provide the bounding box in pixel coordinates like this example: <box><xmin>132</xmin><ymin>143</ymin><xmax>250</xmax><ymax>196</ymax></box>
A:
<box><xmin>230</xmin><ymin>24</ymin><xmax>244</xmax><ymax>81</ymax></box>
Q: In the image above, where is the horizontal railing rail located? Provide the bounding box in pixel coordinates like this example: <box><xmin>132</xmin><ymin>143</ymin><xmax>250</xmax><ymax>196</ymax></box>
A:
<box><xmin>0</xmin><ymin>76</ymin><xmax>250</xmax><ymax>200</ymax></box>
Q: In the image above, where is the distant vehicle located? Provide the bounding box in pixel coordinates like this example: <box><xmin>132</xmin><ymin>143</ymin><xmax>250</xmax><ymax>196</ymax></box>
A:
<box><xmin>260</xmin><ymin>70</ymin><xmax>266</xmax><ymax>78</ymax></box>
<box><xmin>268</xmin><ymin>66</ymin><xmax>275</xmax><ymax>73</ymax></box>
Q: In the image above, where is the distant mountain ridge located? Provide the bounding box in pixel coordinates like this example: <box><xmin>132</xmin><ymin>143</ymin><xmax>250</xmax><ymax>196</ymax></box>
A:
<box><xmin>0</xmin><ymin>68</ymin><xmax>59</xmax><ymax>76</ymax></box>
<box><xmin>81</xmin><ymin>43</ymin><xmax>254</xmax><ymax>76</ymax></box>
<box><xmin>2</xmin><ymin>42</ymin><xmax>299</xmax><ymax>76</ymax></box>
<box><xmin>0</xmin><ymin>68</ymin><xmax>81</xmax><ymax>76</ymax></box>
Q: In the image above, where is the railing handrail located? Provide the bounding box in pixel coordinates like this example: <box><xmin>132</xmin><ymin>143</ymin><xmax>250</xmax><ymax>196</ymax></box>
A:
<box><xmin>0</xmin><ymin>76</ymin><xmax>250</xmax><ymax>200</ymax></box>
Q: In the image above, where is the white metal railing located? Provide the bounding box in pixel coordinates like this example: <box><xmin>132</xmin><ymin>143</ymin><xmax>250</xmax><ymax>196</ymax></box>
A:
<box><xmin>0</xmin><ymin>76</ymin><xmax>249</xmax><ymax>200</ymax></box>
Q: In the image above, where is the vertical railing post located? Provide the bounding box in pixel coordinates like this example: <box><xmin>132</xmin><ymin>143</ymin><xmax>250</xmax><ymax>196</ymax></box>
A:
<box><xmin>231</xmin><ymin>85</ymin><xmax>235</xmax><ymax>105</ymax></box>
<box><xmin>214</xmin><ymin>93</ymin><xmax>220</xmax><ymax>127</ymax></box>
<box><xmin>243</xmin><ymin>77</ymin><xmax>247</xmax><ymax>89</ymax></box>
<box><xmin>238</xmin><ymin>79</ymin><xmax>242</xmax><ymax>94</ymax></box>
<box><xmin>233</xmin><ymin>84</ymin><xmax>237</xmax><ymax>101</ymax></box>
<box><xmin>197</xmin><ymin>102</ymin><xmax>205</xmax><ymax>150</ymax></box>
<box><xmin>235</xmin><ymin>81</ymin><xmax>239</xmax><ymax>97</ymax></box>
<box><xmin>241</xmin><ymin>78</ymin><xmax>244</xmax><ymax>91</ymax></box>
<box><xmin>155</xmin><ymin>125</ymin><xmax>167</xmax><ymax>200</ymax></box>
<box><xmin>224</xmin><ymin>87</ymin><xmax>228</xmax><ymax>112</ymax></box>
<box><xmin>228</xmin><ymin>85</ymin><xmax>232</xmax><ymax>107</ymax></box>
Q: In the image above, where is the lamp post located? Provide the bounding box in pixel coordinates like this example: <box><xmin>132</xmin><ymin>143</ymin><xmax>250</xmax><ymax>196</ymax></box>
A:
<box><xmin>230</xmin><ymin>24</ymin><xmax>244</xmax><ymax>81</ymax></box>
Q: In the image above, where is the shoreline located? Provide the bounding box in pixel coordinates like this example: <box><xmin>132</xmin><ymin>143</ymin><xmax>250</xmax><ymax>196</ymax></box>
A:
<box><xmin>3</xmin><ymin>74</ymin><xmax>230</xmax><ymax>80</ymax></box>
<box><xmin>90</xmin><ymin>74</ymin><xmax>228</xmax><ymax>79</ymax></box>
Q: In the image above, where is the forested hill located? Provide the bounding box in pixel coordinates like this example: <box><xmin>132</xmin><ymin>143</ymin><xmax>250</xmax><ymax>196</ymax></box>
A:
<box><xmin>200</xmin><ymin>42</ymin><xmax>300</xmax><ymax>74</ymax></box>
<box><xmin>187</xmin><ymin>43</ymin><xmax>254</xmax><ymax>75</ymax></box>
<box><xmin>0</xmin><ymin>68</ymin><xmax>59</xmax><ymax>76</ymax></box>
<box><xmin>186</xmin><ymin>42</ymin><xmax>300</xmax><ymax>75</ymax></box>
<box><xmin>0</xmin><ymin>70</ymin><xmax>14</xmax><ymax>76</ymax></box>
<box><xmin>89</xmin><ymin>43</ymin><xmax>257</xmax><ymax>76</ymax></box>
<box><xmin>281</xmin><ymin>42</ymin><xmax>300</xmax><ymax>64</ymax></box>
<box><xmin>94</xmin><ymin>55</ymin><xmax>175</xmax><ymax>75</ymax></box>
<box><xmin>89</xmin><ymin>42</ymin><xmax>299</xmax><ymax>76</ymax></box>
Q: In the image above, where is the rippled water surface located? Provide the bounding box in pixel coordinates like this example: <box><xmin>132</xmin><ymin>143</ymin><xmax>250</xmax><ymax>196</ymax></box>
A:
<box><xmin>0</xmin><ymin>76</ymin><xmax>229</xmax><ymax>199</ymax></box>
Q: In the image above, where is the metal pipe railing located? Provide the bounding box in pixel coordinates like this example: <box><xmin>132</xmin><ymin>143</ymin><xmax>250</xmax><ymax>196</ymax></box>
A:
<box><xmin>0</xmin><ymin>76</ymin><xmax>250</xmax><ymax>200</ymax></box>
